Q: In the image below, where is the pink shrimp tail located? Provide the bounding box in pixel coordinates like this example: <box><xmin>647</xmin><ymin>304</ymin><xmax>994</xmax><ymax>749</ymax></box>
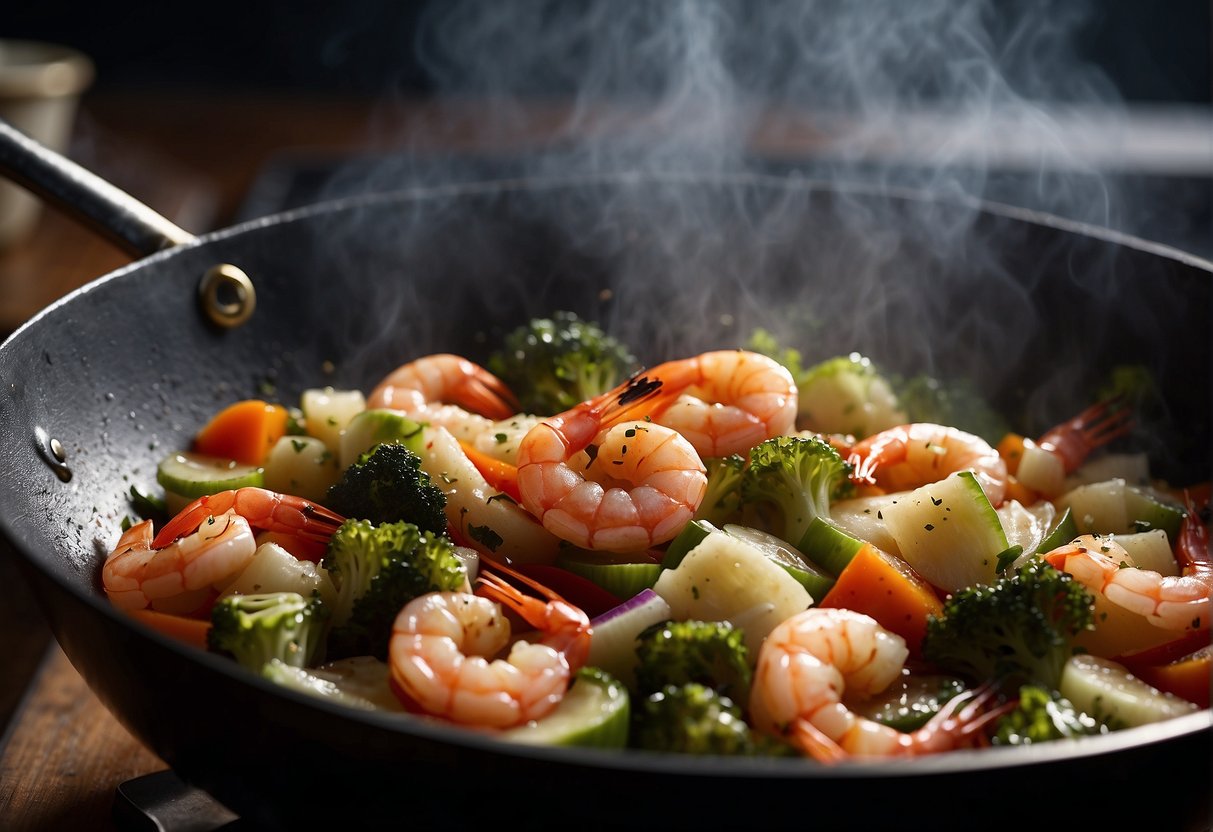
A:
<box><xmin>476</xmin><ymin>559</ymin><xmax>591</xmax><ymax>670</ymax></box>
<box><xmin>542</xmin><ymin>374</ymin><xmax>669</xmax><ymax>451</ymax></box>
<box><xmin>791</xmin><ymin>683</ymin><xmax>1010</xmax><ymax>763</ymax></box>
<box><xmin>846</xmin><ymin>431</ymin><xmax>904</xmax><ymax>486</ymax></box>
<box><xmin>1178</xmin><ymin>489</ymin><xmax>1212</xmax><ymax>577</ymax></box>
<box><xmin>457</xmin><ymin>369</ymin><xmax>521</xmax><ymax>420</ymax></box>
<box><xmin>152</xmin><ymin>488</ymin><xmax>345</xmax><ymax>549</ymax></box>
<box><xmin>1037</xmin><ymin>395</ymin><xmax>1133</xmax><ymax>473</ymax></box>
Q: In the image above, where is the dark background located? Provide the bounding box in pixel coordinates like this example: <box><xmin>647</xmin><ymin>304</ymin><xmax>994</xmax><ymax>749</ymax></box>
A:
<box><xmin>6</xmin><ymin>0</ymin><xmax>1211</xmax><ymax>103</ymax></box>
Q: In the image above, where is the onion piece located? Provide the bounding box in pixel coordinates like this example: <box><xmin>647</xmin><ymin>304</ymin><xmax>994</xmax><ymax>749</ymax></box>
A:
<box><xmin>587</xmin><ymin>589</ymin><xmax>673</xmax><ymax>689</ymax></box>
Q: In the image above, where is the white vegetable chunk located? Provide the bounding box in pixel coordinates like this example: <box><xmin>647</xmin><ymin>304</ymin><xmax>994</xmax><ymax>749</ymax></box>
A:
<box><xmin>651</xmin><ymin>530</ymin><xmax>812</xmax><ymax>656</ymax></box>
<box><xmin>302</xmin><ymin>387</ymin><xmax>366</xmax><ymax>450</ymax></box>
<box><xmin>1060</xmin><ymin>654</ymin><xmax>1198</xmax><ymax>728</ymax></box>
<box><xmin>263</xmin><ymin>435</ymin><xmax>340</xmax><ymax>502</ymax></box>
<box><xmin>219</xmin><ymin>541</ymin><xmax>338</xmax><ymax>610</ymax></box>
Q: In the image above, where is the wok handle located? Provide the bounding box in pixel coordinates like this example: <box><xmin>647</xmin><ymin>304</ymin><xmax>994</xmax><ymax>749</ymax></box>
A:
<box><xmin>0</xmin><ymin>118</ymin><xmax>196</xmax><ymax>258</ymax></box>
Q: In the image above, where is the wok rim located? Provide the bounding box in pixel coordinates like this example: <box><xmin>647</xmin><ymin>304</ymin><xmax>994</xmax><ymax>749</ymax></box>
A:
<box><xmin>5</xmin><ymin>169</ymin><xmax>1212</xmax><ymax>354</ymax></box>
<box><xmin>2</xmin><ymin>169</ymin><xmax>1210</xmax><ymax>783</ymax></box>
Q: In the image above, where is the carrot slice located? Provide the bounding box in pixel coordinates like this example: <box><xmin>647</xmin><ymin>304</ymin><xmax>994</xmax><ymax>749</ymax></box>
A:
<box><xmin>1129</xmin><ymin>646</ymin><xmax>1211</xmax><ymax>708</ymax></box>
<box><xmin>194</xmin><ymin>399</ymin><xmax>289</xmax><ymax>465</ymax></box>
<box><xmin>459</xmin><ymin>441</ymin><xmax>522</xmax><ymax>503</ymax></box>
<box><xmin>1003</xmin><ymin>474</ymin><xmax>1040</xmax><ymax>506</ymax></box>
<box><xmin>818</xmin><ymin>543</ymin><xmax>944</xmax><ymax>657</ymax></box>
<box><xmin>126</xmin><ymin>608</ymin><xmax>211</xmax><ymax>650</ymax></box>
<box><xmin>1115</xmin><ymin>630</ymin><xmax>1212</xmax><ymax>707</ymax></box>
<box><xmin>996</xmin><ymin>433</ymin><xmax>1028</xmax><ymax>475</ymax></box>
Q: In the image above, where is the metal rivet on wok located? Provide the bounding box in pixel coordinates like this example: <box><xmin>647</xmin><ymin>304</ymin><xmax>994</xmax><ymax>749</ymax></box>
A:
<box><xmin>34</xmin><ymin>426</ymin><xmax>72</xmax><ymax>482</ymax></box>
<box><xmin>198</xmin><ymin>264</ymin><xmax>256</xmax><ymax>329</ymax></box>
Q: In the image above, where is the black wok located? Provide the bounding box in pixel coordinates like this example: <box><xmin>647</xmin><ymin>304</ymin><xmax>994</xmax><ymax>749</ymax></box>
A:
<box><xmin>1</xmin><ymin>120</ymin><xmax>1210</xmax><ymax>830</ymax></box>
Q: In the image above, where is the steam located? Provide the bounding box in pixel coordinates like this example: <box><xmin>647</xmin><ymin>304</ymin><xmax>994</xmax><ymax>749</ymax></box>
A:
<box><xmin>313</xmin><ymin>0</ymin><xmax>1196</xmax><ymax>445</ymax></box>
<box><xmin>402</xmin><ymin>0</ymin><xmax>1123</xmax><ymax>224</ymax></box>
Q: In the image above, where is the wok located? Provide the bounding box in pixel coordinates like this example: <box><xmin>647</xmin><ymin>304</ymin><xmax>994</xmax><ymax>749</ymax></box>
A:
<box><xmin>1</xmin><ymin>120</ymin><xmax>1210</xmax><ymax>830</ymax></box>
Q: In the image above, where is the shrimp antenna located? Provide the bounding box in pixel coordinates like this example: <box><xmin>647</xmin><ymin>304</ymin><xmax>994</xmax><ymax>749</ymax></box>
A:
<box><xmin>476</xmin><ymin>555</ymin><xmax>562</xmax><ymax>602</ymax></box>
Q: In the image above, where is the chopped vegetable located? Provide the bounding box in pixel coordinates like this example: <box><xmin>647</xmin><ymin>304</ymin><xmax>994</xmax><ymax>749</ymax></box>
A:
<box><xmin>488</xmin><ymin>310</ymin><xmax>638</xmax><ymax>415</ymax></box>
<box><xmin>991</xmin><ymin>685</ymin><xmax>1108</xmax><ymax>746</ymax></box>
<box><xmin>323</xmin><ymin>519</ymin><xmax>465</xmax><ymax>659</ymax></box>
<box><xmin>324</xmin><ymin>443</ymin><xmax>447</xmax><ymax>534</ymax></box>
<box><xmin>631</xmin><ymin>683</ymin><xmax>757</xmax><ymax>756</ymax></box>
<box><xmin>921</xmin><ymin>559</ymin><xmax>1095</xmax><ymax>691</ymax></box>
<box><xmin>693</xmin><ymin>454</ymin><xmax>747</xmax><ymax>527</ymax></box>
<box><xmin>818</xmin><ymin>542</ymin><xmax>943</xmax><ymax>657</ymax></box>
<box><xmin>208</xmin><ymin>591</ymin><xmax>329</xmax><ymax>673</ymax></box>
<box><xmin>741</xmin><ymin>435</ymin><xmax>853</xmax><ymax>553</ymax></box>
<box><xmin>193</xmin><ymin>399</ymin><xmax>289</xmax><ymax>465</ymax></box>
<box><xmin>633</xmin><ymin>619</ymin><xmax>752</xmax><ymax>702</ymax></box>
<box><xmin>126</xmin><ymin>607</ymin><xmax>211</xmax><ymax>650</ymax></box>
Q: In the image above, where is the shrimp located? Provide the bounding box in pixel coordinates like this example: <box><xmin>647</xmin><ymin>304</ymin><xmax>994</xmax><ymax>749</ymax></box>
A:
<box><xmin>1035</xmin><ymin>395</ymin><xmax>1133</xmax><ymax>474</ymax></box>
<box><xmin>103</xmin><ymin>513</ymin><xmax>255</xmax><ymax>612</ymax></box>
<box><xmin>749</xmin><ymin>608</ymin><xmax>1008</xmax><ymax>762</ymax></box>
<box><xmin>151</xmin><ymin>487</ymin><xmax>345</xmax><ymax>550</ymax></box>
<box><xmin>645</xmin><ymin>350</ymin><xmax>798</xmax><ymax>458</ymax></box>
<box><xmin>515</xmin><ymin>375</ymin><xmax>708</xmax><ymax>551</ymax></box>
<box><xmin>388</xmin><ymin>561</ymin><xmax>591</xmax><ymax>728</ymax></box>
<box><xmin>367</xmin><ymin>354</ymin><xmax>520</xmax><ymax>442</ymax></box>
<box><xmin>1044</xmin><ymin>532</ymin><xmax>1211</xmax><ymax>633</ymax></box>
<box><xmin>847</xmin><ymin>423</ymin><xmax>1008</xmax><ymax>506</ymax></box>
<box><xmin>106</xmin><ymin>487</ymin><xmax>346</xmax><ymax>613</ymax></box>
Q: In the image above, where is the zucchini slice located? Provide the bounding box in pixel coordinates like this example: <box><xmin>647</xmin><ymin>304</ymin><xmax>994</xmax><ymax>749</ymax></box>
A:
<box><xmin>157</xmin><ymin>451</ymin><xmax>264</xmax><ymax>499</ymax></box>
<box><xmin>500</xmin><ymin>667</ymin><xmax>630</xmax><ymax>748</ymax></box>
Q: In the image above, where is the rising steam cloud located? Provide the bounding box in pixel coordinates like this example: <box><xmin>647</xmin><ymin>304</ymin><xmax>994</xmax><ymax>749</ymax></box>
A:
<box><xmin>314</xmin><ymin>0</ymin><xmax>1200</xmax><ymax>463</ymax></box>
<box><xmin>405</xmin><ymin>0</ymin><xmax>1124</xmax><ymax>230</ymax></box>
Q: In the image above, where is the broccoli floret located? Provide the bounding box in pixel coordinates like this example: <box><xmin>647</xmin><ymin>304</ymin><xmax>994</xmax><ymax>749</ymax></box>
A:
<box><xmin>921</xmin><ymin>559</ymin><xmax>1095</xmax><ymax>691</ymax></box>
<box><xmin>798</xmin><ymin>353</ymin><xmax>908</xmax><ymax>438</ymax></box>
<box><xmin>634</xmin><ymin>619</ymin><xmax>752</xmax><ymax>702</ymax></box>
<box><xmin>208</xmin><ymin>591</ymin><xmax>329</xmax><ymax>672</ymax></box>
<box><xmin>746</xmin><ymin>327</ymin><xmax>809</xmax><ymax>385</ymax></box>
<box><xmin>323</xmin><ymin>518</ymin><xmax>465</xmax><ymax>659</ymax></box>
<box><xmin>741</xmin><ymin>435</ymin><xmax>853</xmax><ymax>552</ymax></box>
<box><xmin>488</xmin><ymin>311</ymin><xmax>638</xmax><ymax>415</ymax></box>
<box><xmin>893</xmin><ymin>374</ymin><xmax>1010</xmax><ymax>446</ymax></box>
<box><xmin>632</xmin><ymin>683</ymin><xmax>757</xmax><ymax>756</ymax></box>
<box><xmin>693</xmin><ymin>454</ymin><xmax>747</xmax><ymax>527</ymax></box>
<box><xmin>991</xmin><ymin>685</ymin><xmax>1109</xmax><ymax>746</ymax></box>
<box><xmin>324</xmin><ymin>442</ymin><xmax>446</xmax><ymax>533</ymax></box>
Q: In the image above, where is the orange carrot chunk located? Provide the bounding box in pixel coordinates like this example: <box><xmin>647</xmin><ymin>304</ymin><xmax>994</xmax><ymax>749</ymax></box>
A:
<box><xmin>1117</xmin><ymin>633</ymin><xmax>1212</xmax><ymax>708</ymax></box>
<box><xmin>194</xmin><ymin>399</ymin><xmax>289</xmax><ymax>466</ymax></box>
<box><xmin>1129</xmin><ymin>646</ymin><xmax>1211</xmax><ymax>708</ymax></box>
<box><xmin>126</xmin><ymin>607</ymin><xmax>212</xmax><ymax>650</ymax></box>
<box><xmin>818</xmin><ymin>542</ymin><xmax>944</xmax><ymax>657</ymax></box>
<box><xmin>459</xmin><ymin>441</ymin><xmax>522</xmax><ymax>503</ymax></box>
<box><xmin>996</xmin><ymin>433</ymin><xmax>1028</xmax><ymax>476</ymax></box>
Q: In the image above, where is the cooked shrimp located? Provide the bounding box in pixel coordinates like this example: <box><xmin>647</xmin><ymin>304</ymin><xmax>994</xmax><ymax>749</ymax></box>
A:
<box><xmin>645</xmin><ymin>350</ymin><xmax>798</xmax><ymax>457</ymax></box>
<box><xmin>749</xmin><ymin>608</ymin><xmax>1007</xmax><ymax>761</ymax></box>
<box><xmin>847</xmin><ymin>423</ymin><xmax>1008</xmax><ymax>505</ymax></box>
<box><xmin>388</xmin><ymin>561</ymin><xmax>591</xmax><ymax>728</ymax></box>
<box><xmin>1036</xmin><ymin>395</ymin><xmax>1133</xmax><ymax>473</ymax></box>
<box><xmin>367</xmin><ymin>354</ymin><xmax>520</xmax><ymax>442</ymax></box>
<box><xmin>103</xmin><ymin>513</ymin><xmax>256</xmax><ymax>612</ymax></box>
<box><xmin>107</xmin><ymin>487</ymin><xmax>345</xmax><ymax>613</ymax></box>
<box><xmin>516</xmin><ymin>375</ymin><xmax>707</xmax><ymax>551</ymax></box>
<box><xmin>1044</xmin><ymin>533</ymin><xmax>1211</xmax><ymax>632</ymax></box>
<box><xmin>1176</xmin><ymin>489</ymin><xmax>1212</xmax><ymax>579</ymax></box>
<box><xmin>152</xmin><ymin>487</ymin><xmax>345</xmax><ymax>550</ymax></box>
